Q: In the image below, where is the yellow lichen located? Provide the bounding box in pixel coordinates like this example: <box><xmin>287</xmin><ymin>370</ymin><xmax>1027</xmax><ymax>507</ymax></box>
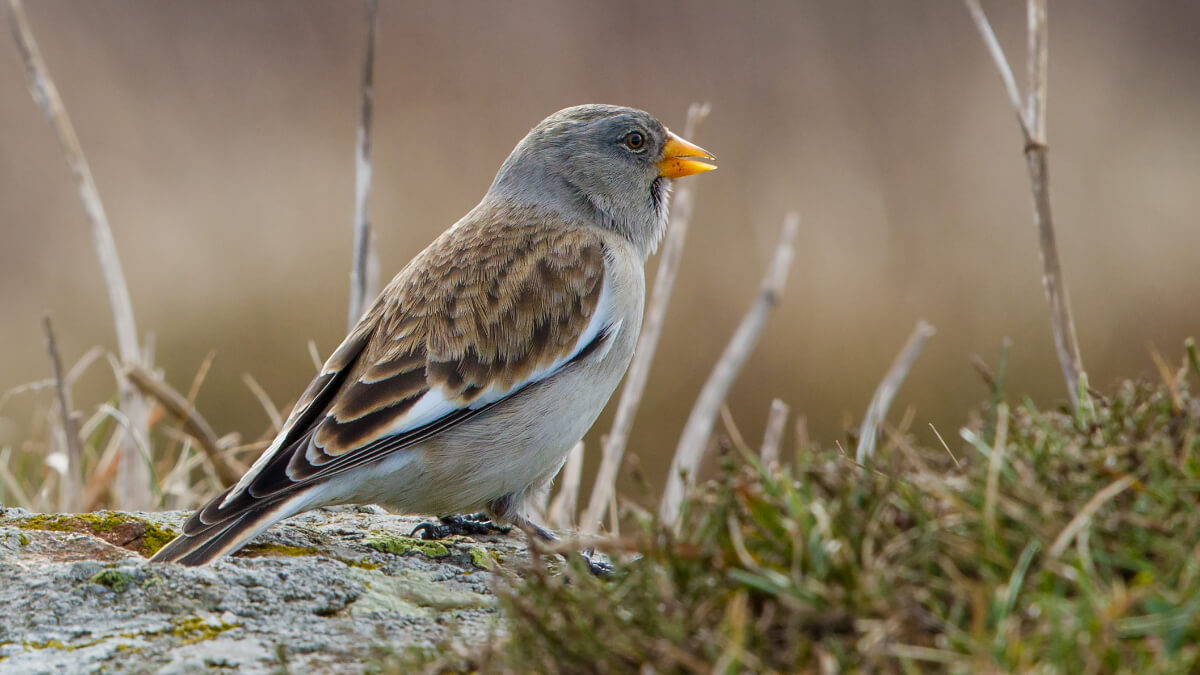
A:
<box><xmin>365</xmin><ymin>536</ymin><xmax>449</xmax><ymax>558</ymax></box>
<box><xmin>15</xmin><ymin>512</ymin><xmax>178</xmax><ymax>557</ymax></box>
<box><xmin>171</xmin><ymin>616</ymin><xmax>237</xmax><ymax>645</ymax></box>
<box><xmin>468</xmin><ymin>547</ymin><xmax>494</xmax><ymax>570</ymax></box>
<box><xmin>238</xmin><ymin>543</ymin><xmax>319</xmax><ymax>557</ymax></box>
<box><xmin>338</xmin><ymin>556</ymin><xmax>381</xmax><ymax>570</ymax></box>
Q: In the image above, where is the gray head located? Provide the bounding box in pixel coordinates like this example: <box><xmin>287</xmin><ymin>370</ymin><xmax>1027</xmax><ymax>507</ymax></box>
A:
<box><xmin>488</xmin><ymin>104</ymin><xmax>716</xmax><ymax>256</ymax></box>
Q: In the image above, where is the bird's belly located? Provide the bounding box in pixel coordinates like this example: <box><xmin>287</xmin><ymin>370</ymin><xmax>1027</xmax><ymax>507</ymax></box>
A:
<box><xmin>413</xmin><ymin>344</ymin><xmax>632</xmax><ymax>515</ymax></box>
<box><xmin>344</xmin><ymin>239</ymin><xmax>644</xmax><ymax>519</ymax></box>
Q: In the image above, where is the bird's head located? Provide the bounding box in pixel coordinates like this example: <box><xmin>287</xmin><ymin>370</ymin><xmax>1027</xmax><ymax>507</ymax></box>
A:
<box><xmin>489</xmin><ymin>104</ymin><xmax>716</xmax><ymax>256</ymax></box>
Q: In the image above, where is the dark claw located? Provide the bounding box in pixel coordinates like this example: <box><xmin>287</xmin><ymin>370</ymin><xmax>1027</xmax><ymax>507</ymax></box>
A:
<box><xmin>409</xmin><ymin>521</ymin><xmax>452</xmax><ymax>540</ymax></box>
<box><xmin>583</xmin><ymin>554</ymin><xmax>614</xmax><ymax>578</ymax></box>
<box><xmin>411</xmin><ymin>514</ymin><xmax>511</xmax><ymax>540</ymax></box>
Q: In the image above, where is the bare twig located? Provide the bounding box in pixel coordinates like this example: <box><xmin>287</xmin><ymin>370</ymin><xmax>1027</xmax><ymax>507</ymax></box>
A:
<box><xmin>964</xmin><ymin>0</ymin><xmax>1086</xmax><ymax>408</ymax></box>
<box><xmin>719</xmin><ymin>403</ymin><xmax>753</xmax><ymax>459</ymax></box>
<box><xmin>660</xmin><ymin>213</ymin><xmax>799</xmax><ymax>525</ymax></box>
<box><xmin>307</xmin><ymin>339</ymin><xmax>323</xmax><ymax>372</ymax></box>
<box><xmin>243</xmin><ymin>373</ymin><xmax>283</xmax><ymax>433</ymax></box>
<box><xmin>582</xmin><ymin>102</ymin><xmax>710</xmax><ymax>533</ymax></box>
<box><xmin>855</xmin><ymin>321</ymin><xmax>937</xmax><ymax>463</ymax></box>
<box><xmin>80</xmin><ymin>439</ymin><xmax>121</xmax><ymax>511</ymax></box>
<box><xmin>163</xmin><ymin>349</ymin><xmax>217</xmax><ymax>461</ymax></box>
<box><xmin>347</xmin><ymin>0</ymin><xmax>380</xmax><ymax>330</ymax></box>
<box><xmin>64</xmin><ymin>346</ymin><xmax>104</xmax><ymax>386</ymax></box>
<box><xmin>0</xmin><ymin>447</ymin><xmax>34</xmax><ymax>508</ymax></box>
<box><xmin>7</xmin><ymin>0</ymin><xmax>151</xmax><ymax>508</ymax></box>
<box><xmin>126</xmin><ymin>364</ymin><xmax>238</xmax><ymax>486</ymax></box>
<box><xmin>759</xmin><ymin>398</ymin><xmax>789</xmax><ymax>470</ymax></box>
<box><xmin>962</xmin><ymin>0</ymin><xmax>1031</xmax><ymax>141</ymax></box>
<box><xmin>43</xmin><ymin>316</ymin><xmax>82</xmax><ymax>512</ymax></box>
<box><xmin>547</xmin><ymin>441</ymin><xmax>585</xmax><ymax>529</ymax></box>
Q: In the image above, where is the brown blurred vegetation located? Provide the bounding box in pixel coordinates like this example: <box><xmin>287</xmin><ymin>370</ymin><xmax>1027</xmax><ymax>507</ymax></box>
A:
<box><xmin>1</xmin><ymin>1</ymin><xmax>1198</xmax><ymax>497</ymax></box>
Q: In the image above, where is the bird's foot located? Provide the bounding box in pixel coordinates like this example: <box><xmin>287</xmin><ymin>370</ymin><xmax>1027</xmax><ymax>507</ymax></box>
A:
<box><xmin>411</xmin><ymin>513</ymin><xmax>512</xmax><ymax>540</ymax></box>
<box><xmin>580</xmin><ymin>551</ymin><xmax>614</xmax><ymax>578</ymax></box>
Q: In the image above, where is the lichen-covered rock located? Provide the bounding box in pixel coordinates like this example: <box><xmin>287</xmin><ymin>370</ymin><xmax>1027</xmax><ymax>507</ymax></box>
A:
<box><xmin>0</xmin><ymin>506</ymin><xmax>527</xmax><ymax>673</ymax></box>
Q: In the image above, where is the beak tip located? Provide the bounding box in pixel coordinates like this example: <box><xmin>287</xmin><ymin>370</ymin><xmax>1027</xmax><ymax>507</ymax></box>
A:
<box><xmin>657</xmin><ymin>131</ymin><xmax>717</xmax><ymax>178</ymax></box>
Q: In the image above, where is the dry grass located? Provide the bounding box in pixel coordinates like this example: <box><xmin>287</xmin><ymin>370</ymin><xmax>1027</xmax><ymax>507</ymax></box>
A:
<box><xmin>391</xmin><ymin>344</ymin><xmax>1200</xmax><ymax>673</ymax></box>
<box><xmin>0</xmin><ymin>348</ymin><xmax>274</xmax><ymax>513</ymax></box>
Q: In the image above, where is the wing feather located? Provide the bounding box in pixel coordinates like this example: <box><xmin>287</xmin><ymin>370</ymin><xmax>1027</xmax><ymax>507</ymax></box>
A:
<box><xmin>187</xmin><ymin>212</ymin><xmax>612</xmax><ymax>536</ymax></box>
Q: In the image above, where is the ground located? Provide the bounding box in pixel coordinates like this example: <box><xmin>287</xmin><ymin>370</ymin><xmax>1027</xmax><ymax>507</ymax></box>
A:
<box><xmin>0</xmin><ymin>506</ymin><xmax>526</xmax><ymax>674</ymax></box>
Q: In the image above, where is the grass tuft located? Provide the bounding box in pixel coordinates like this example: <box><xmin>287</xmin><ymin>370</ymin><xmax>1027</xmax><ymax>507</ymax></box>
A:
<box><xmin>396</xmin><ymin>376</ymin><xmax>1200</xmax><ymax>673</ymax></box>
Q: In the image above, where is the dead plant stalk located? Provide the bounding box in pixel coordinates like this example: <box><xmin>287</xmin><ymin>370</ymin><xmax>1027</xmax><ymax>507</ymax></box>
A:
<box><xmin>348</xmin><ymin>0</ymin><xmax>381</xmax><ymax>329</ymax></box>
<box><xmin>43</xmin><ymin>316</ymin><xmax>83</xmax><ymax>512</ymax></box>
<box><xmin>660</xmin><ymin>212</ymin><xmax>800</xmax><ymax>525</ymax></box>
<box><xmin>582</xmin><ymin>102</ymin><xmax>711</xmax><ymax>533</ymax></box>
<box><xmin>963</xmin><ymin>0</ymin><xmax>1086</xmax><ymax>408</ymax></box>
<box><xmin>6</xmin><ymin>0</ymin><xmax>151</xmax><ymax>508</ymax></box>
<box><xmin>855</xmin><ymin>321</ymin><xmax>936</xmax><ymax>464</ymax></box>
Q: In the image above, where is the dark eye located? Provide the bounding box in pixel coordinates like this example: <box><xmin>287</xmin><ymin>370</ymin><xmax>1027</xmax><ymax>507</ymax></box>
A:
<box><xmin>623</xmin><ymin>131</ymin><xmax>646</xmax><ymax>151</ymax></box>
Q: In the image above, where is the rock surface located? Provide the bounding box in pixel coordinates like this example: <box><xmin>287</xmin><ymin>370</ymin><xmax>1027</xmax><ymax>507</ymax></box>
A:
<box><xmin>0</xmin><ymin>507</ymin><xmax>528</xmax><ymax>673</ymax></box>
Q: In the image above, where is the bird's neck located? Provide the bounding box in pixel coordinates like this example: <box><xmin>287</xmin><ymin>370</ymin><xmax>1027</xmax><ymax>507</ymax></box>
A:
<box><xmin>487</xmin><ymin>162</ymin><xmax>670</xmax><ymax>260</ymax></box>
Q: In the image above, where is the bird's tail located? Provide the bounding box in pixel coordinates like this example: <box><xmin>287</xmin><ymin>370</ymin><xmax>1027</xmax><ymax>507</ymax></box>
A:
<box><xmin>149</xmin><ymin>490</ymin><xmax>316</xmax><ymax>566</ymax></box>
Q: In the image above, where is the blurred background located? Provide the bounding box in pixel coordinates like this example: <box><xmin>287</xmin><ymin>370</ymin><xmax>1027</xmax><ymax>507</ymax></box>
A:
<box><xmin>1</xmin><ymin>1</ymin><xmax>1198</xmax><ymax>505</ymax></box>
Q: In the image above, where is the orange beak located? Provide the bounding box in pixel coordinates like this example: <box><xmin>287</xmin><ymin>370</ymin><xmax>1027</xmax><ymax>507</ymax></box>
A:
<box><xmin>656</xmin><ymin>131</ymin><xmax>717</xmax><ymax>178</ymax></box>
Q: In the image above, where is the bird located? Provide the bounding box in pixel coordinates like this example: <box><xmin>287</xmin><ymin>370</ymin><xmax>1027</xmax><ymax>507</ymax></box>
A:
<box><xmin>149</xmin><ymin>104</ymin><xmax>716</xmax><ymax>566</ymax></box>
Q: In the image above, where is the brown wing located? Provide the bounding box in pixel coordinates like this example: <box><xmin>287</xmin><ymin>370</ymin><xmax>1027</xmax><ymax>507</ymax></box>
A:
<box><xmin>182</xmin><ymin>211</ymin><xmax>609</xmax><ymax>537</ymax></box>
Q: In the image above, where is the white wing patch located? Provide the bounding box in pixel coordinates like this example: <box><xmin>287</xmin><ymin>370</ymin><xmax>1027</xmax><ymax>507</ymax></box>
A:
<box><xmin>378</xmin><ymin>274</ymin><xmax>620</xmax><ymax>437</ymax></box>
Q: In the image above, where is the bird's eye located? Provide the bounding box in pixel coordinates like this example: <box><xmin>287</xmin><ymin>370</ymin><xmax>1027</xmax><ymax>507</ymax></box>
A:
<box><xmin>623</xmin><ymin>131</ymin><xmax>646</xmax><ymax>151</ymax></box>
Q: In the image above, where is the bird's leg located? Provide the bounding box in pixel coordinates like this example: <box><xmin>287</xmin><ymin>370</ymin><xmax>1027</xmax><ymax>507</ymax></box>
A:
<box><xmin>488</xmin><ymin>494</ymin><xmax>613</xmax><ymax>578</ymax></box>
<box><xmin>410</xmin><ymin>513</ymin><xmax>511</xmax><ymax>540</ymax></box>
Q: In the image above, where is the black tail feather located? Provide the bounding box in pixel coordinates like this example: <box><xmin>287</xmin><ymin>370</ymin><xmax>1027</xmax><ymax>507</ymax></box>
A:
<box><xmin>149</xmin><ymin>495</ymin><xmax>301</xmax><ymax>565</ymax></box>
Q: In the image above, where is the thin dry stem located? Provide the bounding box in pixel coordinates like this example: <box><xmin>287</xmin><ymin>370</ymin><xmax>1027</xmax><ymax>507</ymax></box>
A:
<box><xmin>660</xmin><ymin>213</ymin><xmax>799</xmax><ymax>525</ymax></box>
<box><xmin>962</xmin><ymin>0</ymin><xmax>1031</xmax><ymax>141</ymax></box>
<box><xmin>964</xmin><ymin>0</ymin><xmax>1086</xmax><ymax>408</ymax></box>
<box><xmin>126</xmin><ymin>364</ymin><xmax>238</xmax><ymax>486</ymax></box>
<box><xmin>547</xmin><ymin>441</ymin><xmax>585</xmax><ymax>529</ymax></box>
<box><xmin>0</xmin><ymin>448</ymin><xmax>35</xmax><ymax>508</ymax></box>
<box><xmin>855</xmin><ymin>321</ymin><xmax>936</xmax><ymax>463</ymax></box>
<box><xmin>307</xmin><ymin>339</ymin><xmax>323</xmax><ymax>372</ymax></box>
<box><xmin>164</xmin><ymin>349</ymin><xmax>217</xmax><ymax>461</ymax></box>
<box><xmin>719</xmin><ymin>402</ymin><xmax>753</xmax><ymax>459</ymax></box>
<box><xmin>759</xmin><ymin>398</ymin><xmax>789</xmax><ymax>470</ymax></box>
<box><xmin>795</xmin><ymin>415</ymin><xmax>809</xmax><ymax>450</ymax></box>
<box><xmin>243</xmin><ymin>373</ymin><xmax>283</xmax><ymax>433</ymax></box>
<box><xmin>1025</xmin><ymin>0</ymin><xmax>1048</xmax><ymax>139</ymax></box>
<box><xmin>43</xmin><ymin>316</ymin><xmax>82</xmax><ymax>512</ymax></box>
<box><xmin>983</xmin><ymin>402</ymin><xmax>1009</xmax><ymax>532</ymax></box>
<box><xmin>582</xmin><ymin>102</ymin><xmax>711</xmax><ymax>533</ymax></box>
<box><xmin>1048</xmin><ymin>474</ymin><xmax>1136</xmax><ymax>558</ymax></box>
<box><xmin>347</xmin><ymin>0</ymin><xmax>380</xmax><ymax>330</ymax></box>
<box><xmin>7</xmin><ymin>0</ymin><xmax>151</xmax><ymax>508</ymax></box>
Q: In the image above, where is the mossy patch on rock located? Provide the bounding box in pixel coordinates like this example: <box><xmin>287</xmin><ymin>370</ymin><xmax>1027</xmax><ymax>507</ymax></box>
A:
<box><xmin>86</xmin><ymin>569</ymin><xmax>136</xmax><ymax>593</ymax></box>
<box><xmin>347</xmin><ymin>568</ymin><xmax>493</xmax><ymax>615</ymax></box>
<box><xmin>15</xmin><ymin>512</ymin><xmax>177</xmax><ymax>557</ymax></box>
<box><xmin>467</xmin><ymin>547</ymin><xmax>494</xmax><ymax>570</ymax></box>
<box><xmin>237</xmin><ymin>543</ymin><xmax>318</xmax><ymax>558</ymax></box>
<box><xmin>365</xmin><ymin>536</ymin><xmax>449</xmax><ymax>558</ymax></box>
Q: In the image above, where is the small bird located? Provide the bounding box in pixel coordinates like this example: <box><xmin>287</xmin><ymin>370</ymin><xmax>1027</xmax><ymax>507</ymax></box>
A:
<box><xmin>150</xmin><ymin>104</ymin><xmax>716</xmax><ymax>565</ymax></box>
